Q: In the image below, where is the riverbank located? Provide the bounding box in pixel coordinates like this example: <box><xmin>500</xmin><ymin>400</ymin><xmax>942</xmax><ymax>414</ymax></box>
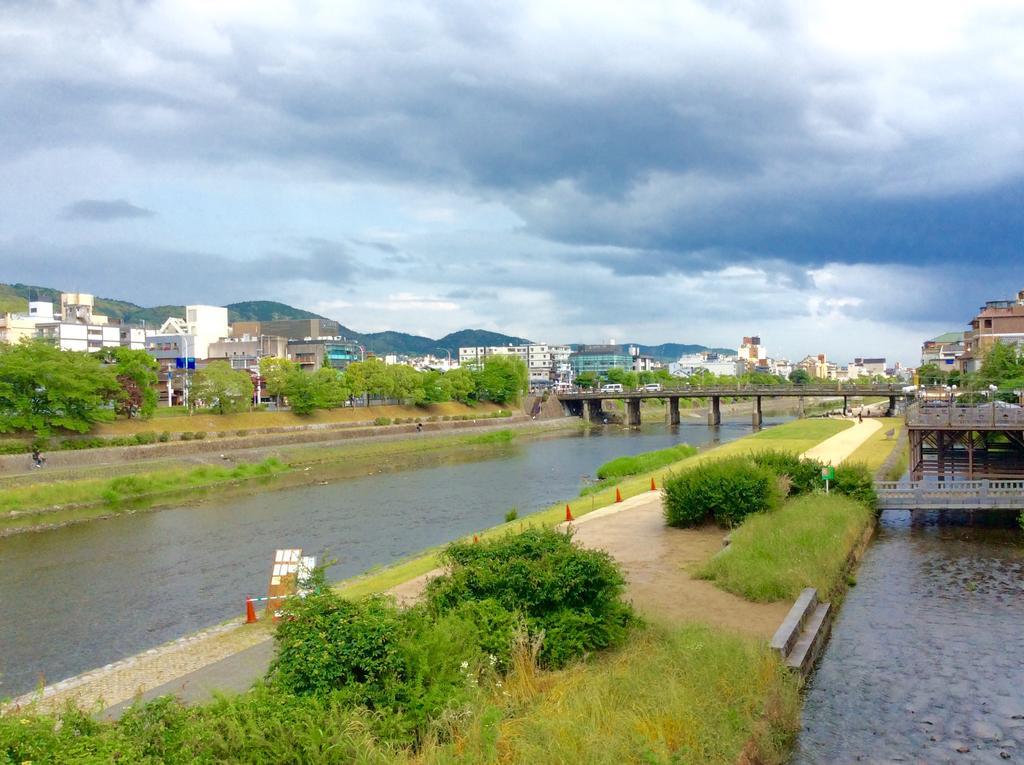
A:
<box><xmin>0</xmin><ymin>417</ymin><xmax>579</xmax><ymax>536</ymax></box>
<box><xmin>2</xmin><ymin>418</ymin><xmax>847</xmax><ymax>716</ymax></box>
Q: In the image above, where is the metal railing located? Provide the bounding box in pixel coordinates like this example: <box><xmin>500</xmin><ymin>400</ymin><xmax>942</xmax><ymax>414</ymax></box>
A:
<box><xmin>557</xmin><ymin>383</ymin><xmax>908</xmax><ymax>399</ymax></box>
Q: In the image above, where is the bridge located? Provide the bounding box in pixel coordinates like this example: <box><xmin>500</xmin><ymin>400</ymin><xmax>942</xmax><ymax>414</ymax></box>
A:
<box><xmin>557</xmin><ymin>384</ymin><xmax>911</xmax><ymax>427</ymax></box>
<box><xmin>876</xmin><ymin>479</ymin><xmax>1024</xmax><ymax>511</ymax></box>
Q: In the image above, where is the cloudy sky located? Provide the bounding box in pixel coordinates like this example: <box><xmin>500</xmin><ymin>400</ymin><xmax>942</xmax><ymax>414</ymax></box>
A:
<box><xmin>3</xmin><ymin>0</ymin><xmax>1023</xmax><ymax>363</ymax></box>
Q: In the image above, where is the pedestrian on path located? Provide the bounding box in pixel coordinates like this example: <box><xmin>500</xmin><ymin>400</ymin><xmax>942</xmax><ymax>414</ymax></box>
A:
<box><xmin>31</xmin><ymin>447</ymin><xmax>45</xmax><ymax>468</ymax></box>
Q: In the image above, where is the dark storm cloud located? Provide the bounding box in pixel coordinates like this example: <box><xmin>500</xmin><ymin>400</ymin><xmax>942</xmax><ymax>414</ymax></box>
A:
<box><xmin>0</xmin><ymin>237</ymin><xmax>389</xmax><ymax>305</ymax></box>
<box><xmin>61</xmin><ymin>199</ymin><xmax>156</xmax><ymax>221</ymax></box>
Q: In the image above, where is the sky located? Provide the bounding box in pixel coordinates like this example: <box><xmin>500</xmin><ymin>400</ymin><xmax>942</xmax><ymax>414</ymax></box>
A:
<box><xmin>2</xmin><ymin>1</ymin><xmax>1024</xmax><ymax>364</ymax></box>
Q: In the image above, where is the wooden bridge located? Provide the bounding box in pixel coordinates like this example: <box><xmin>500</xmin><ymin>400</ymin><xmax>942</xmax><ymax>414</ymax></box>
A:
<box><xmin>557</xmin><ymin>384</ymin><xmax>910</xmax><ymax>426</ymax></box>
<box><xmin>905</xmin><ymin>402</ymin><xmax>1024</xmax><ymax>480</ymax></box>
<box><xmin>875</xmin><ymin>479</ymin><xmax>1024</xmax><ymax>511</ymax></box>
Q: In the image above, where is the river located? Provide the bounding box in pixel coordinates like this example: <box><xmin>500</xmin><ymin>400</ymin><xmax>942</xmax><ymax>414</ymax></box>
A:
<box><xmin>792</xmin><ymin>510</ymin><xmax>1024</xmax><ymax>764</ymax></box>
<box><xmin>1</xmin><ymin>416</ymin><xmax>776</xmax><ymax>699</ymax></box>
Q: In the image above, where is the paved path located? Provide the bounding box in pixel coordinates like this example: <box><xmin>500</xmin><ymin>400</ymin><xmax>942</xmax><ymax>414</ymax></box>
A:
<box><xmin>800</xmin><ymin>417</ymin><xmax>881</xmax><ymax>465</ymax></box>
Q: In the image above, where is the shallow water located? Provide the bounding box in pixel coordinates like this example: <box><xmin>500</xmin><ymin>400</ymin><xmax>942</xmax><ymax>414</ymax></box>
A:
<box><xmin>792</xmin><ymin>510</ymin><xmax>1024</xmax><ymax>764</ymax></box>
<box><xmin>0</xmin><ymin>417</ymin><xmax>772</xmax><ymax>698</ymax></box>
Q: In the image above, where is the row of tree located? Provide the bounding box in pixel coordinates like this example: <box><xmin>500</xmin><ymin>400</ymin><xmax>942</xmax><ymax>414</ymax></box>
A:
<box><xmin>0</xmin><ymin>340</ymin><xmax>530</xmax><ymax>435</ymax></box>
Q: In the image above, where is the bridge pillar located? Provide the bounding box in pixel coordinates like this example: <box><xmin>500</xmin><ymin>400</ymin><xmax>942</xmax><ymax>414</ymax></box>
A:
<box><xmin>888</xmin><ymin>395</ymin><xmax>897</xmax><ymax>416</ymax></box>
<box><xmin>708</xmin><ymin>395</ymin><xmax>721</xmax><ymax>427</ymax></box>
<box><xmin>584</xmin><ymin>399</ymin><xmax>605</xmax><ymax>422</ymax></box>
<box><xmin>626</xmin><ymin>398</ymin><xmax>642</xmax><ymax>426</ymax></box>
<box><xmin>797</xmin><ymin>396</ymin><xmax>805</xmax><ymax>419</ymax></box>
<box><xmin>668</xmin><ymin>396</ymin><xmax>680</xmax><ymax>426</ymax></box>
<box><xmin>752</xmin><ymin>396</ymin><xmax>763</xmax><ymax>429</ymax></box>
<box><xmin>843</xmin><ymin>395</ymin><xmax>848</xmax><ymax>415</ymax></box>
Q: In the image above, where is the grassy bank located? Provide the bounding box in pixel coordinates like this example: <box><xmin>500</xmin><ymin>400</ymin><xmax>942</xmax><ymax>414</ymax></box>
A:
<box><xmin>695</xmin><ymin>493</ymin><xmax>875</xmax><ymax>602</ymax></box>
<box><xmin>95</xmin><ymin>401</ymin><xmax>507</xmax><ymax>437</ymax></box>
<box><xmin>0</xmin><ymin>424</ymin><xmax>568</xmax><ymax>534</ymax></box>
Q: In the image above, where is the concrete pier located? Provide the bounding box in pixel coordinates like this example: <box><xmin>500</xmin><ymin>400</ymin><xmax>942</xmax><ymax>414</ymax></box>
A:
<box><xmin>668</xmin><ymin>397</ymin><xmax>680</xmax><ymax>426</ymax></box>
<box><xmin>708</xmin><ymin>395</ymin><xmax>721</xmax><ymax>426</ymax></box>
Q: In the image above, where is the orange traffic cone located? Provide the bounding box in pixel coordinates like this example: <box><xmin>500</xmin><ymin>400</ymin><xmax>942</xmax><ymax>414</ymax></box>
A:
<box><xmin>615</xmin><ymin>487</ymin><xmax>623</xmax><ymax>503</ymax></box>
<box><xmin>565</xmin><ymin>504</ymin><xmax>574</xmax><ymax>522</ymax></box>
<box><xmin>245</xmin><ymin>597</ymin><xmax>258</xmax><ymax>624</ymax></box>
<box><xmin>650</xmin><ymin>477</ymin><xmax>657</xmax><ymax>491</ymax></box>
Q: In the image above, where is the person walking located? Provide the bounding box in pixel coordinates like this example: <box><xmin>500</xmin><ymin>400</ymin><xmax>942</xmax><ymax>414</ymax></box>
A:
<box><xmin>31</xmin><ymin>447</ymin><xmax>44</xmax><ymax>469</ymax></box>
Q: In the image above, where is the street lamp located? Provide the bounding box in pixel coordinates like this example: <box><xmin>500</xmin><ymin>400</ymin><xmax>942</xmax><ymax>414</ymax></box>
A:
<box><xmin>436</xmin><ymin>347</ymin><xmax>452</xmax><ymax>368</ymax></box>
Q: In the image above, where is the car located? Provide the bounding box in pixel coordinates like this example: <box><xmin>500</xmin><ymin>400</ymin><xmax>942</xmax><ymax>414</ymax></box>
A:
<box><xmin>642</xmin><ymin>383</ymin><xmax>662</xmax><ymax>392</ymax></box>
<box><xmin>600</xmin><ymin>383</ymin><xmax>624</xmax><ymax>393</ymax></box>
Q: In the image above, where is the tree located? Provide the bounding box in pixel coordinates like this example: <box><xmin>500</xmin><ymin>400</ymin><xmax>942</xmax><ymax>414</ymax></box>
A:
<box><xmin>574</xmin><ymin>371</ymin><xmax>598</xmax><ymax>390</ymax></box>
<box><xmin>344</xmin><ymin>358</ymin><xmax>392</xmax><ymax>401</ymax></box>
<box><xmin>192</xmin><ymin>361</ymin><xmax>254</xmax><ymax>414</ymax></box>
<box><xmin>473</xmin><ymin>356</ymin><xmax>528</xmax><ymax>404</ymax></box>
<box><xmin>444</xmin><ymin>367</ymin><xmax>477</xmax><ymax>404</ymax></box>
<box><xmin>979</xmin><ymin>342</ymin><xmax>1024</xmax><ymax>386</ymax></box>
<box><xmin>283</xmin><ymin>367</ymin><xmax>349</xmax><ymax>415</ymax></box>
<box><xmin>788</xmin><ymin>368</ymin><xmax>812</xmax><ymax>385</ymax></box>
<box><xmin>0</xmin><ymin>340</ymin><xmax>119</xmax><ymax>435</ymax></box>
<box><xmin>260</xmin><ymin>357</ymin><xmax>299</xmax><ymax>407</ymax></box>
<box><xmin>99</xmin><ymin>347</ymin><xmax>159</xmax><ymax>419</ymax></box>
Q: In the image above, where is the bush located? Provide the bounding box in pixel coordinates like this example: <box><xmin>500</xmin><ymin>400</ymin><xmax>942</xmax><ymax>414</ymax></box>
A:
<box><xmin>504</xmin><ymin>507</ymin><xmax>518</xmax><ymax>522</ymax></box>
<box><xmin>832</xmin><ymin>462</ymin><xmax>877</xmax><ymax>508</ymax></box>
<box><xmin>158</xmin><ymin>430</ymin><xmax>171</xmax><ymax>442</ymax></box>
<box><xmin>749</xmin><ymin>450</ymin><xmax>823</xmax><ymax>495</ymax></box>
<box><xmin>133</xmin><ymin>431</ymin><xmax>158</xmax><ymax>445</ymax></box>
<box><xmin>442</xmin><ymin>415</ymin><xmax>451</xmax><ymax>421</ymax></box>
<box><xmin>0</xmin><ymin>440</ymin><xmax>32</xmax><ymax>455</ymax></box>
<box><xmin>235</xmin><ymin>429</ymin><xmax>248</xmax><ymax>437</ymax></box>
<box><xmin>271</xmin><ymin>593</ymin><xmax>487</xmax><ymax>743</ymax></box>
<box><xmin>374</xmin><ymin>416</ymin><xmax>392</xmax><ymax>426</ymax></box>
<box><xmin>194</xmin><ymin>431</ymin><xmax>207</xmax><ymax>440</ymax></box>
<box><xmin>663</xmin><ymin>457</ymin><xmax>782</xmax><ymax>528</ymax></box>
<box><xmin>425</xmin><ymin>529</ymin><xmax>634</xmax><ymax>668</ymax></box>
<box><xmin>180</xmin><ymin>431</ymin><xmax>194</xmax><ymax>441</ymax></box>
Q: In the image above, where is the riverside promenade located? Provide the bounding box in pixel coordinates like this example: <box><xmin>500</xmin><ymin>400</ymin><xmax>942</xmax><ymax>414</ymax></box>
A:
<box><xmin>5</xmin><ymin>416</ymin><xmax>882</xmax><ymax>718</ymax></box>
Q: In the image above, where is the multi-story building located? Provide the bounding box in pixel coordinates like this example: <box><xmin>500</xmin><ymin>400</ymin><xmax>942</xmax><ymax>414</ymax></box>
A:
<box><xmin>287</xmin><ymin>337</ymin><xmax>361</xmax><ymax>372</ymax></box>
<box><xmin>958</xmin><ymin>290</ymin><xmax>1024</xmax><ymax>373</ymax></box>
<box><xmin>796</xmin><ymin>353</ymin><xmax>834</xmax><ymax>380</ymax></box>
<box><xmin>737</xmin><ymin>336</ymin><xmax>767</xmax><ymax>370</ymax></box>
<box><xmin>459</xmin><ymin>343</ymin><xmax>572</xmax><ymax>382</ymax></box>
<box><xmin>207</xmin><ymin>335</ymin><xmax>289</xmax><ymax>372</ymax></box>
<box><xmin>255</xmin><ymin>318</ymin><xmax>343</xmax><ymax>341</ymax></box>
<box><xmin>921</xmin><ymin>332</ymin><xmax>963</xmax><ymax>372</ymax></box>
<box><xmin>567</xmin><ymin>344</ymin><xmax>633</xmax><ymax>378</ymax></box>
<box><xmin>668</xmin><ymin>352</ymin><xmax>743</xmax><ymax>378</ymax></box>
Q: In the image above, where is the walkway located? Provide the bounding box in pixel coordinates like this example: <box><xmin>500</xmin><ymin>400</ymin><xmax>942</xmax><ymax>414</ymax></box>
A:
<box><xmin>800</xmin><ymin>417</ymin><xmax>881</xmax><ymax>464</ymax></box>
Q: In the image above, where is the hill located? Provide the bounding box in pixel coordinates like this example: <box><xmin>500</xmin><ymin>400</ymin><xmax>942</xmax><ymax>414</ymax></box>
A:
<box><xmin>0</xmin><ymin>282</ymin><xmax>725</xmax><ymax>359</ymax></box>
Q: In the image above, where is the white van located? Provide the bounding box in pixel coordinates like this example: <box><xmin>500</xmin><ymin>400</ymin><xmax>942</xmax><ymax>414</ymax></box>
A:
<box><xmin>600</xmin><ymin>383</ymin><xmax>624</xmax><ymax>393</ymax></box>
<box><xmin>642</xmin><ymin>383</ymin><xmax>662</xmax><ymax>392</ymax></box>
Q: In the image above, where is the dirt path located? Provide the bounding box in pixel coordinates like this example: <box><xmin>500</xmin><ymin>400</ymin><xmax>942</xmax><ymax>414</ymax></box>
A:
<box><xmin>566</xmin><ymin>493</ymin><xmax>789</xmax><ymax>638</ymax></box>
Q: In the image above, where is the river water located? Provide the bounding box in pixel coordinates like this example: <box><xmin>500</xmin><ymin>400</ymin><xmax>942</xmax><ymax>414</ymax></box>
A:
<box><xmin>793</xmin><ymin>510</ymin><xmax>1024</xmax><ymax>764</ymax></box>
<box><xmin>1</xmin><ymin>417</ymin><xmax>773</xmax><ymax>699</ymax></box>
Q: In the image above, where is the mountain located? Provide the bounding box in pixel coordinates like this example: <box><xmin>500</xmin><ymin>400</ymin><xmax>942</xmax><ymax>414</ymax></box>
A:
<box><xmin>0</xmin><ymin>281</ymin><xmax>723</xmax><ymax>359</ymax></box>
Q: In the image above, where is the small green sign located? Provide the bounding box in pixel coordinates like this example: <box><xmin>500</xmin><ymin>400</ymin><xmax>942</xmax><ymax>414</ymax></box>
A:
<box><xmin>821</xmin><ymin>466</ymin><xmax>835</xmax><ymax>481</ymax></box>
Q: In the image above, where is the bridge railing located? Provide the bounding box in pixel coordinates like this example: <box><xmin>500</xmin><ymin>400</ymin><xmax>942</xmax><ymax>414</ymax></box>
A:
<box><xmin>905</xmin><ymin>402</ymin><xmax>1024</xmax><ymax>428</ymax></box>
<box><xmin>876</xmin><ymin>479</ymin><xmax>1024</xmax><ymax>508</ymax></box>
<box><xmin>559</xmin><ymin>383</ymin><xmax>909</xmax><ymax>398</ymax></box>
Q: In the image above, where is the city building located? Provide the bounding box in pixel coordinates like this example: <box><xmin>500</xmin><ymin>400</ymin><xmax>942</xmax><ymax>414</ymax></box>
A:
<box><xmin>921</xmin><ymin>332</ymin><xmax>964</xmax><ymax>372</ymax></box>
<box><xmin>287</xmin><ymin>337</ymin><xmax>361</xmax><ymax>371</ymax></box>
<box><xmin>796</xmin><ymin>353</ymin><xmax>834</xmax><ymax>380</ymax></box>
<box><xmin>459</xmin><ymin>343</ymin><xmax>572</xmax><ymax>382</ymax></box>
<box><xmin>958</xmin><ymin>289</ymin><xmax>1024</xmax><ymax>372</ymax></box>
<box><xmin>207</xmin><ymin>335</ymin><xmax>289</xmax><ymax>372</ymax></box>
<box><xmin>737</xmin><ymin>335</ymin><xmax>767</xmax><ymax>369</ymax></box>
<box><xmin>668</xmin><ymin>351</ymin><xmax>743</xmax><ymax>378</ymax></box>
<box><xmin>568</xmin><ymin>344</ymin><xmax>634</xmax><ymax>378</ymax></box>
<box><xmin>255</xmin><ymin>318</ymin><xmax>343</xmax><ymax>341</ymax></box>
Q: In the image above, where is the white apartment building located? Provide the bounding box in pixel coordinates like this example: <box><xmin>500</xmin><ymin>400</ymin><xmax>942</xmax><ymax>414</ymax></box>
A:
<box><xmin>153</xmin><ymin>305</ymin><xmax>230</xmax><ymax>361</ymax></box>
<box><xmin>0</xmin><ymin>295</ymin><xmax>137</xmax><ymax>352</ymax></box>
<box><xmin>458</xmin><ymin>343</ymin><xmax>572</xmax><ymax>382</ymax></box>
<box><xmin>669</xmin><ymin>352</ymin><xmax>744</xmax><ymax>378</ymax></box>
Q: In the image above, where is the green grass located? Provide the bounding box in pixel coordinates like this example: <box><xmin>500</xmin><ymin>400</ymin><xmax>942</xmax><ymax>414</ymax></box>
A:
<box><xmin>845</xmin><ymin>417</ymin><xmax>903</xmax><ymax>472</ymax></box>
<box><xmin>595</xmin><ymin>443</ymin><xmax>697</xmax><ymax>480</ymax></box>
<box><xmin>0</xmin><ymin>459</ymin><xmax>286</xmax><ymax>517</ymax></box>
<box><xmin>463</xmin><ymin>429</ymin><xmax>516</xmax><ymax>445</ymax></box>
<box><xmin>695</xmin><ymin>493</ymin><xmax>875</xmax><ymax>602</ymax></box>
<box><xmin>417</xmin><ymin>623</ymin><xmax>800</xmax><ymax>765</ymax></box>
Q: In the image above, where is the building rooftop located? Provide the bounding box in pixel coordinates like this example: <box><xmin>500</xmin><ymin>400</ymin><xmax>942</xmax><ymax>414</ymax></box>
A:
<box><xmin>928</xmin><ymin>331</ymin><xmax>964</xmax><ymax>344</ymax></box>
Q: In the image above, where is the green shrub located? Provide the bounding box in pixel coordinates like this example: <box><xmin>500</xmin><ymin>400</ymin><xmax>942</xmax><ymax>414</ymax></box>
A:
<box><xmin>374</xmin><ymin>416</ymin><xmax>392</xmax><ymax>426</ymax></box>
<box><xmin>235</xmin><ymin>429</ymin><xmax>248</xmax><ymax>437</ymax></box>
<box><xmin>158</xmin><ymin>430</ymin><xmax>171</xmax><ymax>442</ymax></box>
<box><xmin>832</xmin><ymin>462</ymin><xmax>877</xmax><ymax>508</ymax></box>
<box><xmin>749</xmin><ymin>450</ymin><xmax>823</xmax><ymax>495</ymax></box>
<box><xmin>425</xmin><ymin>529</ymin><xmax>633</xmax><ymax>668</ymax></box>
<box><xmin>427</xmin><ymin>416</ymin><xmax>438</xmax><ymax>423</ymax></box>
<box><xmin>504</xmin><ymin>507</ymin><xmax>518</xmax><ymax>522</ymax></box>
<box><xmin>271</xmin><ymin>593</ymin><xmax>486</xmax><ymax>743</ymax></box>
<box><xmin>0</xmin><ymin>441</ymin><xmax>32</xmax><ymax>455</ymax></box>
<box><xmin>596</xmin><ymin>443</ymin><xmax>697</xmax><ymax>480</ymax></box>
<box><xmin>442</xmin><ymin>415</ymin><xmax>451</xmax><ymax>421</ymax></box>
<box><xmin>133</xmin><ymin>431</ymin><xmax>158</xmax><ymax>445</ymax></box>
<box><xmin>194</xmin><ymin>431</ymin><xmax>207</xmax><ymax>440</ymax></box>
<box><xmin>180</xmin><ymin>431</ymin><xmax>194</xmax><ymax>441</ymax></box>
<box><xmin>663</xmin><ymin>457</ymin><xmax>782</xmax><ymax>528</ymax></box>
